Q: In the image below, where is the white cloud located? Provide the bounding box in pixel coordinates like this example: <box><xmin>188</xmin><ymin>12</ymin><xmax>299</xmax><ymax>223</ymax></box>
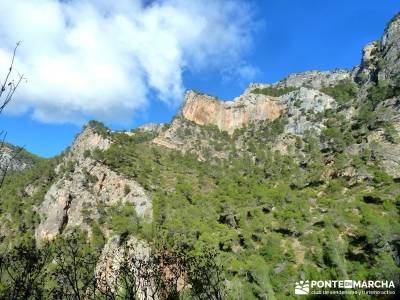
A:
<box><xmin>0</xmin><ymin>0</ymin><xmax>257</xmax><ymax>124</ymax></box>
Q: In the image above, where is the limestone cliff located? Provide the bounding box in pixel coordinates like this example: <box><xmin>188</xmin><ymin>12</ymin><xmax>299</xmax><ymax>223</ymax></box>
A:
<box><xmin>180</xmin><ymin>90</ymin><xmax>283</xmax><ymax>134</ymax></box>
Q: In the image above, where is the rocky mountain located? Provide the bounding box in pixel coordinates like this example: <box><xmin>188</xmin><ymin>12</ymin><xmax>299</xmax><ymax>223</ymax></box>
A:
<box><xmin>35</xmin><ymin>125</ymin><xmax>152</xmax><ymax>242</ymax></box>
<box><xmin>0</xmin><ymin>12</ymin><xmax>399</xmax><ymax>300</ymax></box>
<box><xmin>0</xmin><ymin>143</ymin><xmax>38</xmax><ymax>172</ymax></box>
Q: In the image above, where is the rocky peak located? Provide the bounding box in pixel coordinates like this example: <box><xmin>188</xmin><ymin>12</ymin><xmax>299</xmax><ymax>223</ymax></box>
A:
<box><xmin>361</xmin><ymin>41</ymin><xmax>379</xmax><ymax>65</ymax></box>
<box><xmin>66</xmin><ymin>124</ymin><xmax>111</xmax><ymax>163</ymax></box>
<box><xmin>382</xmin><ymin>13</ymin><xmax>400</xmax><ymax>51</ymax></box>
<box><xmin>354</xmin><ymin>13</ymin><xmax>400</xmax><ymax>85</ymax></box>
<box><xmin>36</xmin><ymin>123</ymin><xmax>152</xmax><ymax>242</ymax></box>
<box><xmin>180</xmin><ymin>90</ymin><xmax>283</xmax><ymax>134</ymax></box>
<box><xmin>379</xmin><ymin>13</ymin><xmax>400</xmax><ymax>84</ymax></box>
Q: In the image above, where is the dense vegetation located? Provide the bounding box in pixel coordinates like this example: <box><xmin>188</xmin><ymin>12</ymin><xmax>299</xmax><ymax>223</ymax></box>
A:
<box><xmin>0</xmin><ymin>157</ymin><xmax>59</xmax><ymax>248</ymax></box>
<box><xmin>0</xmin><ymin>230</ymin><xmax>225</xmax><ymax>300</ymax></box>
<box><xmin>91</xmin><ymin>116</ymin><xmax>399</xmax><ymax>299</ymax></box>
<box><xmin>320</xmin><ymin>79</ymin><xmax>358</xmax><ymax>104</ymax></box>
<box><xmin>1</xmin><ymin>18</ymin><xmax>400</xmax><ymax>296</ymax></box>
<box><xmin>356</xmin><ymin>80</ymin><xmax>400</xmax><ymax>130</ymax></box>
<box><xmin>1</xmin><ymin>100</ymin><xmax>399</xmax><ymax>298</ymax></box>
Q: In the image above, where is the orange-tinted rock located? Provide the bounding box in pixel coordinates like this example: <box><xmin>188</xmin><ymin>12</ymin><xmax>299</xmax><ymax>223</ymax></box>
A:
<box><xmin>181</xmin><ymin>90</ymin><xmax>283</xmax><ymax>134</ymax></box>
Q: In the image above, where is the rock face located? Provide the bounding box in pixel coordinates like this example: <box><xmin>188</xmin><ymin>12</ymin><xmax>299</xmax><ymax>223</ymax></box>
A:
<box><xmin>280</xmin><ymin>87</ymin><xmax>337</xmax><ymax>135</ymax></box>
<box><xmin>36</xmin><ymin>127</ymin><xmax>152</xmax><ymax>241</ymax></box>
<box><xmin>65</xmin><ymin>125</ymin><xmax>111</xmax><ymax>162</ymax></box>
<box><xmin>0</xmin><ymin>144</ymin><xmax>36</xmax><ymax>172</ymax></box>
<box><xmin>181</xmin><ymin>90</ymin><xmax>283</xmax><ymax>134</ymax></box>
<box><xmin>248</xmin><ymin>69</ymin><xmax>351</xmax><ymax>91</ymax></box>
<box><xmin>153</xmin><ymin>86</ymin><xmax>338</xmax><ymax>155</ymax></box>
<box><xmin>138</xmin><ymin>123</ymin><xmax>167</xmax><ymax>134</ymax></box>
<box><xmin>95</xmin><ymin>235</ymin><xmax>153</xmax><ymax>299</ymax></box>
<box><xmin>153</xmin><ymin>90</ymin><xmax>284</xmax><ymax>158</ymax></box>
<box><xmin>379</xmin><ymin>13</ymin><xmax>400</xmax><ymax>84</ymax></box>
<box><xmin>355</xmin><ymin>13</ymin><xmax>400</xmax><ymax>85</ymax></box>
<box><xmin>36</xmin><ymin>158</ymin><xmax>152</xmax><ymax>241</ymax></box>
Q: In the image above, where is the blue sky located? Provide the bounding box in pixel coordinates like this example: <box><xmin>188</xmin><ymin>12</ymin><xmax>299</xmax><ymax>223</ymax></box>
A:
<box><xmin>0</xmin><ymin>0</ymin><xmax>399</xmax><ymax>157</ymax></box>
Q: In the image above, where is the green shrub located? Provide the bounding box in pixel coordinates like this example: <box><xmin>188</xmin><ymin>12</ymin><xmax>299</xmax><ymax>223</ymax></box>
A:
<box><xmin>320</xmin><ymin>79</ymin><xmax>358</xmax><ymax>104</ymax></box>
<box><xmin>87</xmin><ymin>120</ymin><xmax>109</xmax><ymax>137</ymax></box>
<box><xmin>356</xmin><ymin>81</ymin><xmax>400</xmax><ymax>129</ymax></box>
<box><xmin>123</xmin><ymin>184</ymin><xmax>131</xmax><ymax>196</ymax></box>
<box><xmin>251</xmin><ymin>86</ymin><xmax>297</xmax><ymax>97</ymax></box>
<box><xmin>90</xmin><ymin>222</ymin><xmax>105</xmax><ymax>250</ymax></box>
<box><xmin>367</xmin><ymin>80</ymin><xmax>400</xmax><ymax>109</ymax></box>
<box><xmin>384</xmin><ymin>125</ymin><xmax>399</xmax><ymax>143</ymax></box>
<box><xmin>259</xmin><ymin>234</ymin><xmax>284</xmax><ymax>262</ymax></box>
<box><xmin>109</xmin><ymin>204</ymin><xmax>141</xmax><ymax>235</ymax></box>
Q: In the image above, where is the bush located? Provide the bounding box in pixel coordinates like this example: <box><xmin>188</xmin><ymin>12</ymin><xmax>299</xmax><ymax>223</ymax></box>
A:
<box><xmin>251</xmin><ymin>86</ymin><xmax>297</xmax><ymax>97</ymax></box>
<box><xmin>123</xmin><ymin>184</ymin><xmax>131</xmax><ymax>196</ymax></box>
<box><xmin>320</xmin><ymin>79</ymin><xmax>358</xmax><ymax>104</ymax></box>
<box><xmin>87</xmin><ymin>120</ymin><xmax>109</xmax><ymax>137</ymax></box>
<box><xmin>384</xmin><ymin>125</ymin><xmax>399</xmax><ymax>143</ymax></box>
<box><xmin>109</xmin><ymin>204</ymin><xmax>141</xmax><ymax>235</ymax></box>
<box><xmin>367</xmin><ymin>80</ymin><xmax>400</xmax><ymax>109</ymax></box>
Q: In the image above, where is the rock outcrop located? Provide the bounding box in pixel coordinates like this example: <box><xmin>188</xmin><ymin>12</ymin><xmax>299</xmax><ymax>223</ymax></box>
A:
<box><xmin>64</xmin><ymin>125</ymin><xmax>111</xmax><ymax>162</ymax></box>
<box><xmin>153</xmin><ymin>86</ymin><xmax>338</xmax><ymax>155</ymax></box>
<box><xmin>379</xmin><ymin>13</ymin><xmax>400</xmax><ymax>84</ymax></box>
<box><xmin>95</xmin><ymin>235</ymin><xmax>154</xmax><ymax>299</ymax></box>
<box><xmin>0</xmin><ymin>144</ymin><xmax>36</xmax><ymax>172</ymax></box>
<box><xmin>280</xmin><ymin>87</ymin><xmax>337</xmax><ymax>135</ymax></box>
<box><xmin>355</xmin><ymin>13</ymin><xmax>400</xmax><ymax>85</ymax></box>
<box><xmin>181</xmin><ymin>90</ymin><xmax>283</xmax><ymax>134</ymax></box>
<box><xmin>248</xmin><ymin>69</ymin><xmax>351</xmax><ymax>92</ymax></box>
<box><xmin>138</xmin><ymin>123</ymin><xmax>167</xmax><ymax>134</ymax></box>
<box><xmin>153</xmin><ymin>90</ymin><xmax>284</xmax><ymax>156</ymax></box>
<box><xmin>36</xmin><ymin>126</ymin><xmax>152</xmax><ymax>241</ymax></box>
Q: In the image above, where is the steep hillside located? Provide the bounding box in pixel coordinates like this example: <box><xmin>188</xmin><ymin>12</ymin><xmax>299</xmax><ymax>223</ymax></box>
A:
<box><xmin>35</xmin><ymin>123</ymin><xmax>152</xmax><ymax>242</ymax></box>
<box><xmin>0</xmin><ymin>143</ymin><xmax>39</xmax><ymax>172</ymax></box>
<box><xmin>0</xmin><ymin>13</ymin><xmax>399</xmax><ymax>300</ymax></box>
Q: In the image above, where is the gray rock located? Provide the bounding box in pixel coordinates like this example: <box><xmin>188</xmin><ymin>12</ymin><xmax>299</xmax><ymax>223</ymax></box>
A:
<box><xmin>95</xmin><ymin>235</ymin><xmax>154</xmax><ymax>299</ymax></box>
<box><xmin>280</xmin><ymin>87</ymin><xmax>337</xmax><ymax>135</ymax></box>
<box><xmin>379</xmin><ymin>14</ymin><xmax>400</xmax><ymax>84</ymax></box>
<box><xmin>138</xmin><ymin>123</ymin><xmax>167</xmax><ymax>134</ymax></box>
<box><xmin>0</xmin><ymin>144</ymin><xmax>35</xmax><ymax>172</ymax></box>
<box><xmin>248</xmin><ymin>69</ymin><xmax>351</xmax><ymax>92</ymax></box>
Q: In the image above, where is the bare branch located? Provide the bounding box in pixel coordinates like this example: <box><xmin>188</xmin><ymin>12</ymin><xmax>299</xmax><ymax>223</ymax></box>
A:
<box><xmin>0</xmin><ymin>42</ymin><xmax>24</xmax><ymax>190</ymax></box>
<box><xmin>0</xmin><ymin>41</ymin><xmax>21</xmax><ymax>99</ymax></box>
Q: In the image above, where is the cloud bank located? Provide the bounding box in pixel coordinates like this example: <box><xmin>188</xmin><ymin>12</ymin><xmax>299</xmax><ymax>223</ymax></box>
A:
<box><xmin>0</xmin><ymin>0</ymin><xmax>257</xmax><ymax>124</ymax></box>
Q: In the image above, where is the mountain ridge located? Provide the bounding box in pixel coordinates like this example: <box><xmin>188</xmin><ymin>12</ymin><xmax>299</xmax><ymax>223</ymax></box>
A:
<box><xmin>0</xmin><ymin>12</ymin><xmax>399</xmax><ymax>300</ymax></box>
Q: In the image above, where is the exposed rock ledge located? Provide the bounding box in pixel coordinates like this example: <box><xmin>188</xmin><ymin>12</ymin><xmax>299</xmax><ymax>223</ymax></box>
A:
<box><xmin>180</xmin><ymin>90</ymin><xmax>283</xmax><ymax>134</ymax></box>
